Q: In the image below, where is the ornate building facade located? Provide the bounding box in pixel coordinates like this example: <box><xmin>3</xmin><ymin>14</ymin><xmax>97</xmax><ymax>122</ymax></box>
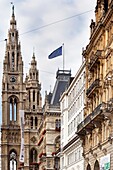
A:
<box><xmin>77</xmin><ymin>0</ymin><xmax>113</xmax><ymax>169</ymax></box>
<box><xmin>1</xmin><ymin>6</ymin><xmax>43</xmax><ymax>170</ymax></box>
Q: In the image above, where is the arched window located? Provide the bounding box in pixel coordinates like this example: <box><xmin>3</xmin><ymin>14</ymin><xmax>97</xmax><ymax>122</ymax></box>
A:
<box><xmin>9</xmin><ymin>96</ymin><xmax>18</xmax><ymax>123</ymax></box>
<box><xmin>14</xmin><ymin>98</ymin><xmax>17</xmax><ymax>121</ymax></box>
<box><xmin>94</xmin><ymin>160</ymin><xmax>99</xmax><ymax>170</ymax></box>
<box><xmin>10</xmin><ymin>98</ymin><xmax>13</xmax><ymax>121</ymax></box>
<box><xmin>37</xmin><ymin>92</ymin><xmax>39</xmax><ymax>105</ymax></box>
<box><xmin>30</xmin><ymin>148</ymin><xmax>37</xmax><ymax>163</ymax></box>
<box><xmin>33</xmin><ymin>90</ymin><xmax>35</xmax><ymax>102</ymax></box>
<box><xmin>9</xmin><ymin>151</ymin><xmax>17</xmax><ymax>170</ymax></box>
<box><xmin>86</xmin><ymin>164</ymin><xmax>91</xmax><ymax>170</ymax></box>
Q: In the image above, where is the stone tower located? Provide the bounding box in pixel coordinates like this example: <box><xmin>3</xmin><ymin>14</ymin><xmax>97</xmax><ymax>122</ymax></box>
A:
<box><xmin>23</xmin><ymin>53</ymin><xmax>43</xmax><ymax>170</ymax></box>
<box><xmin>1</xmin><ymin>6</ymin><xmax>43</xmax><ymax>170</ymax></box>
<box><xmin>1</xmin><ymin>5</ymin><xmax>24</xmax><ymax>170</ymax></box>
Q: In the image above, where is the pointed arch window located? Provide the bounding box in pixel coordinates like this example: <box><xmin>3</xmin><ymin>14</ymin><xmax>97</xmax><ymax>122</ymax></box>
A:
<box><xmin>14</xmin><ymin>98</ymin><xmax>17</xmax><ymax>121</ymax></box>
<box><xmin>9</xmin><ymin>97</ymin><xmax>18</xmax><ymax>122</ymax></box>
<box><xmin>37</xmin><ymin>92</ymin><xmax>39</xmax><ymax>105</ymax></box>
<box><xmin>10</xmin><ymin>98</ymin><xmax>13</xmax><ymax>121</ymax></box>
<box><xmin>9</xmin><ymin>151</ymin><xmax>17</xmax><ymax>170</ymax></box>
<box><xmin>86</xmin><ymin>164</ymin><xmax>91</xmax><ymax>170</ymax></box>
<box><xmin>33</xmin><ymin>90</ymin><xmax>35</xmax><ymax>102</ymax></box>
<box><xmin>94</xmin><ymin>160</ymin><xmax>99</xmax><ymax>170</ymax></box>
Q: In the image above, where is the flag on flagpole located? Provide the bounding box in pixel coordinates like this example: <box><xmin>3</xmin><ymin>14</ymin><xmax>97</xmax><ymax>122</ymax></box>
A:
<box><xmin>48</xmin><ymin>46</ymin><xmax>62</xmax><ymax>59</ymax></box>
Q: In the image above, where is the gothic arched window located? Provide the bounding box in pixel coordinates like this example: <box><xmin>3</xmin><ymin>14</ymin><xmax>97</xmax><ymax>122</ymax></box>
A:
<box><xmin>9</xmin><ymin>96</ymin><xmax>18</xmax><ymax>122</ymax></box>
<box><xmin>14</xmin><ymin>98</ymin><xmax>17</xmax><ymax>121</ymax></box>
<box><xmin>9</xmin><ymin>151</ymin><xmax>17</xmax><ymax>170</ymax></box>
<box><xmin>33</xmin><ymin>90</ymin><xmax>35</xmax><ymax>102</ymax></box>
<box><xmin>37</xmin><ymin>92</ymin><xmax>39</xmax><ymax>105</ymax></box>
<box><xmin>86</xmin><ymin>164</ymin><xmax>91</xmax><ymax>170</ymax></box>
<box><xmin>10</xmin><ymin>98</ymin><xmax>13</xmax><ymax>121</ymax></box>
<box><xmin>94</xmin><ymin>160</ymin><xmax>99</xmax><ymax>170</ymax></box>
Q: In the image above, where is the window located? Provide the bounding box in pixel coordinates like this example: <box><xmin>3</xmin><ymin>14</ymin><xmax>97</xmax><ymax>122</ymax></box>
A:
<box><xmin>9</xmin><ymin>97</ymin><xmax>17</xmax><ymax>122</ymax></box>
<box><xmin>9</xmin><ymin>151</ymin><xmax>17</xmax><ymax>170</ymax></box>
<box><xmin>30</xmin><ymin>148</ymin><xmax>37</xmax><ymax>163</ymax></box>
<box><xmin>10</xmin><ymin>98</ymin><xmax>13</xmax><ymax>121</ymax></box>
<box><xmin>37</xmin><ymin>92</ymin><xmax>39</xmax><ymax>105</ymax></box>
<box><xmin>35</xmin><ymin>117</ymin><xmax>37</xmax><ymax>129</ymax></box>
<box><xmin>14</xmin><ymin>98</ymin><xmax>17</xmax><ymax>121</ymax></box>
<box><xmin>55</xmin><ymin>119</ymin><xmax>61</xmax><ymax>130</ymax></box>
<box><xmin>33</xmin><ymin>90</ymin><xmax>35</xmax><ymax>102</ymax></box>
<box><xmin>33</xmin><ymin>105</ymin><xmax>35</xmax><ymax>110</ymax></box>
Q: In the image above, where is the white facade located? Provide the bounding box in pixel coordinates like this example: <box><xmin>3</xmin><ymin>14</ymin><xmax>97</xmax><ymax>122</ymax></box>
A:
<box><xmin>60</xmin><ymin>61</ymin><xmax>85</xmax><ymax>170</ymax></box>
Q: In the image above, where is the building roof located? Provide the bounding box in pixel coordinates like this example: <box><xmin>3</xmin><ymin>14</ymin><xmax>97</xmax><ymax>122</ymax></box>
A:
<box><xmin>50</xmin><ymin>69</ymin><xmax>71</xmax><ymax>106</ymax></box>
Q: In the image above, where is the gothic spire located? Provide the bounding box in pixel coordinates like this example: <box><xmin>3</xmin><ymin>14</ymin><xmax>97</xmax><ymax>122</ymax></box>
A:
<box><xmin>10</xmin><ymin>5</ymin><xmax>16</xmax><ymax>28</ymax></box>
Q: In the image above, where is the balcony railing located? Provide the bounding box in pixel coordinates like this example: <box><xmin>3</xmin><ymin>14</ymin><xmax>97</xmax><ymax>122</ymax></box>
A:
<box><xmin>86</xmin><ymin>79</ymin><xmax>99</xmax><ymax>96</ymax></box>
<box><xmin>77</xmin><ymin>103</ymin><xmax>103</xmax><ymax>134</ymax></box>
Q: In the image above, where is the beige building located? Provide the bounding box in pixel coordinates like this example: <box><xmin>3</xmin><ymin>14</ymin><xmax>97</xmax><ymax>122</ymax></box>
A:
<box><xmin>77</xmin><ymin>0</ymin><xmax>113</xmax><ymax>170</ymax></box>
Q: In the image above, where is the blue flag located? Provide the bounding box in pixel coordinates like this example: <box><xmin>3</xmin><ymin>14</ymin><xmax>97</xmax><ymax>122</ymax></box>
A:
<box><xmin>48</xmin><ymin>46</ymin><xmax>62</xmax><ymax>59</ymax></box>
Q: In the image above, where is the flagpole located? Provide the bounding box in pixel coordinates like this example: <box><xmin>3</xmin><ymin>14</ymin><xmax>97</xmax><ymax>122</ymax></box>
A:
<box><xmin>62</xmin><ymin>43</ymin><xmax>64</xmax><ymax>71</ymax></box>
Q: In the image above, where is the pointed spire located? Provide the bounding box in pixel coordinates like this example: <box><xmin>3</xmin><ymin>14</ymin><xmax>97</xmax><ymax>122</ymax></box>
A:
<box><xmin>12</xmin><ymin>5</ymin><xmax>14</xmax><ymax>16</ymax></box>
<box><xmin>10</xmin><ymin>4</ymin><xmax>16</xmax><ymax>28</ymax></box>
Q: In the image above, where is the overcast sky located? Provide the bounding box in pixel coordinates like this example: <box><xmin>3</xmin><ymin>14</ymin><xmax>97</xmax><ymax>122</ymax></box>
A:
<box><xmin>0</xmin><ymin>0</ymin><xmax>96</xmax><ymax>123</ymax></box>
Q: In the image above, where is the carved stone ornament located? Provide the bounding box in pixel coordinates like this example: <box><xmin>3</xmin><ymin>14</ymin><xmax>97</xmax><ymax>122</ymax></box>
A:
<box><xmin>30</xmin><ymin>136</ymin><xmax>37</xmax><ymax>144</ymax></box>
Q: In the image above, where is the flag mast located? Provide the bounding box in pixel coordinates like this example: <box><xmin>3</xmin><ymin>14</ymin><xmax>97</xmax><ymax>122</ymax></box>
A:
<box><xmin>62</xmin><ymin>43</ymin><xmax>65</xmax><ymax>71</ymax></box>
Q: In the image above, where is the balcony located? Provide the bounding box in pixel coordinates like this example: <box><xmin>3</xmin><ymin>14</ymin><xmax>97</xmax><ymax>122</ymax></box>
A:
<box><xmin>86</xmin><ymin>79</ymin><xmax>100</xmax><ymax>97</ymax></box>
<box><xmin>88</xmin><ymin>50</ymin><xmax>102</xmax><ymax>71</ymax></box>
<box><xmin>77</xmin><ymin>103</ymin><xmax>104</xmax><ymax>137</ymax></box>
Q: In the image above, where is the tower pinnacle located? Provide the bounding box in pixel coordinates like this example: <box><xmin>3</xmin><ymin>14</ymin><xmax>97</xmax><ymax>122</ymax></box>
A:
<box><xmin>12</xmin><ymin>5</ymin><xmax>14</xmax><ymax>16</ymax></box>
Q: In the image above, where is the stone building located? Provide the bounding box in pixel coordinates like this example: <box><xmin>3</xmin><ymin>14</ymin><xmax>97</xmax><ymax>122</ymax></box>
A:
<box><xmin>60</xmin><ymin>61</ymin><xmax>85</xmax><ymax>170</ymax></box>
<box><xmin>1</xmin><ymin>6</ymin><xmax>43</xmax><ymax>170</ymax></box>
<box><xmin>77</xmin><ymin>0</ymin><xmax>113</xmax><ymax>170</ymax></box>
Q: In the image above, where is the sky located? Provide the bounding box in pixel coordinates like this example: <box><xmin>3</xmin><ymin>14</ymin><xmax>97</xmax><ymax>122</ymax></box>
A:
<box><xmin>0</xmin><ymin>0</ymin><xmax>96</xmax><ymax>123</ymax></box>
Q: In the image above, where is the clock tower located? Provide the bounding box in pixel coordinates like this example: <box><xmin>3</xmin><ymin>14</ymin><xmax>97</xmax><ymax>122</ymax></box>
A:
<box><xmin>1</xmin><ymin>6</ymin><xmax>24</xmax><ymax>169</ymax></box>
